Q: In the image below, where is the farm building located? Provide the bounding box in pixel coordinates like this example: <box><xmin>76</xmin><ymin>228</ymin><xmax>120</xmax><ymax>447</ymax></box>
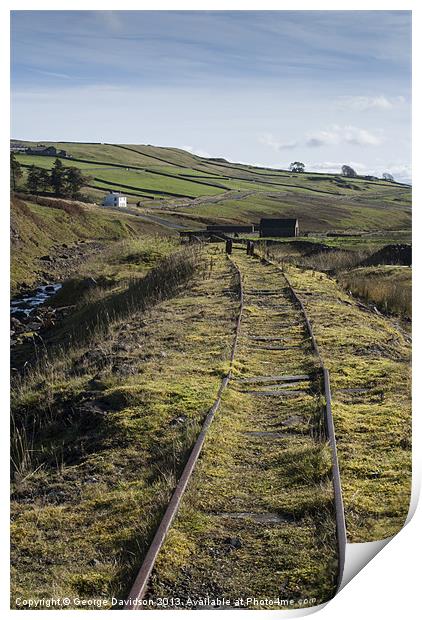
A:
<box><xmin>10</xmin><ymin>143</ymin><xmax>27</xmax><ymax>153</ymax></box>
<box><xmin>102</xmin><ymin>191</ymin><xmax>127</xmax><ymax>208</ymax></box>
<box><xmin>260</xmin><ymin>218</ymin><xmax>299</xmax><ymax>238</ymax></box>
<box><xmin>26</xmin><ymin>145</ymin><xmax>68</xmax><ymax>157</ymax></box>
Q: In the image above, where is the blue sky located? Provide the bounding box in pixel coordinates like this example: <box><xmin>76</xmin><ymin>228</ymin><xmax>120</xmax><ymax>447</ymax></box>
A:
<box><xmin>11</xmin><ymin>10</ymin><xmax>412</xmax><ymax>181</ymax></box>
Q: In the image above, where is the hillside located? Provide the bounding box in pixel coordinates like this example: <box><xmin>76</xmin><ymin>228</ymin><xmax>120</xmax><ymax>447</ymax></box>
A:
<box><xmin>12</xmin><ymin>141</ymin><xmax>411</xmax><ymax>234</ymax></box>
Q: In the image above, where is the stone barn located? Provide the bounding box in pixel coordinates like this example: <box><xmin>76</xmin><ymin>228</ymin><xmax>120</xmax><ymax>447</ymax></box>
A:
<box><xmin>26</xmin><ymin>145</ymin><xmax>68</xmax><ymax>157</ymax></box>
<box><xmin>259</xmin><ymin>218</ymin><xmax>299</xmax><ymax>238</ymax></box>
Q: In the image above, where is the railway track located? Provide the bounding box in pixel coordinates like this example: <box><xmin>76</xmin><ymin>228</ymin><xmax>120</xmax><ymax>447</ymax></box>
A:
<box><xmin>125</xmin><ymin>246</ymin><xmax>346</xmax><ymax>610</ymax></box>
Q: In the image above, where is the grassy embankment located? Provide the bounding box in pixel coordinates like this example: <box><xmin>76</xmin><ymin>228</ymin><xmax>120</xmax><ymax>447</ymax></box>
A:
<box><xmin>11</xmin><ymin>196</ymin><xmax>168</xmax><ymax>293</ymax></box>
<box><xmin>11</xmin><ymin>246</ymin><xmax>240</xmax><ymax>608</ymax></box>
<box><xmin>339</xmin><ymin>266</ymin><xmax>411</xmax><ymax>319</ymax></box>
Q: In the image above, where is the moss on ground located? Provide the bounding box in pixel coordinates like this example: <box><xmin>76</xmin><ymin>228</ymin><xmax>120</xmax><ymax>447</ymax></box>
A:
<box><xmin>279</xmin><ymin>264</ymin><xmax>411</xmax><ymax>542</ymax></box>
<box><xmin>10</xmin><ymin>241</ymin><xmax>411</xmax><ymax>608</ymax></box>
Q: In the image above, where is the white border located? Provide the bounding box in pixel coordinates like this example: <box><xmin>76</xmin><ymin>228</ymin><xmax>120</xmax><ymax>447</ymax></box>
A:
<box><xmin>2</xmin><ymin>2</ymin><xmax>419</xmax><ymax>618</ymax></box>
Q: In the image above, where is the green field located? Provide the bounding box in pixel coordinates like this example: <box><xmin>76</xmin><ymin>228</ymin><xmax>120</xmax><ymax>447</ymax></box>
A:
<box><xmin>12</xmin><ymin>141</ymin><xmax>411</xmax><ymax>233</ymax></box>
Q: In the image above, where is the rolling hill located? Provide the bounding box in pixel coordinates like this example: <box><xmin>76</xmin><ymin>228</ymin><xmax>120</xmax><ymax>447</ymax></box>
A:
<box><xmin>12</xmin><ymin>140</ymin><xmax>411</xmax><ymax>234</ymax></box>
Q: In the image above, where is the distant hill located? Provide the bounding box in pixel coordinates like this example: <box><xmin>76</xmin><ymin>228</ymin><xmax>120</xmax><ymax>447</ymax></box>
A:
<box><xmin>11</xmin><ymin>140</ymin><xmax>411</xmax><ymax>233</ymax></box>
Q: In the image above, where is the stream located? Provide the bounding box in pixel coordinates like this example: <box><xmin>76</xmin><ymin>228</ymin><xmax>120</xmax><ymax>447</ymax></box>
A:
<box><xmin>11</xmin><ymin>283</ymin><xmax>62</xmax><ymax>318</ymax></box>
<box><xmin>11</xmin><ymin>283</ymin><xmax>63</xmax><ymax>347</ymax></box>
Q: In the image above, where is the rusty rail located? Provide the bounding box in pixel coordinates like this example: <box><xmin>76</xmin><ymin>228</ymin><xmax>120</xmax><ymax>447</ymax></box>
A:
<box><xmin>124</xmin><ymin>253</ymin><xmax>244</xmax><ymax>609</ymax></box>
<box><xmin>125</xmin><ymin>245</ymin><xmax>346</xmax><ymax>606</ymax></box>
<box><xmin>255</xmin><ymin>248</ymin><xmax>346</xmax><ymax>590</ymax></box>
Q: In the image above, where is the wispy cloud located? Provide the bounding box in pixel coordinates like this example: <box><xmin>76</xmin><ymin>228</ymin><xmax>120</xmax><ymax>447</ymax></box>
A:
<box><xmin>306</xmin><ymin>125</ymin><xmax>383</xmax><ymax>147</ymax></box>
<box><xmin>258</xmin><ymin>133</ymin><xmax>299</xmax><ymax>151</ymax></box>
<box><xmin>310</xmin><ymin>160</ymin><xmax>411</xmax><ymax>183</ymax></box>
<box><xmin>259</xmin><ymin>125</ymin><xmax>383</xmax><ymax>153</ymax></box>
<box><xmin>336</xmin><ymin>95</ymin><xmax>406</xmax><ymax>111</ymax></box>
<box><xmin>10</xmin><ymin>11</ymin><xmax>411</xmax><ymax>181</ymax></box>
<box><xmin>31</xmin><ymin>68</ymin><xmax>72</xmax><ymax>80</ymax></box>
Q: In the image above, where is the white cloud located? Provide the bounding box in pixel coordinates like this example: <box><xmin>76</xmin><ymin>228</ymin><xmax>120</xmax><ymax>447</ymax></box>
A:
<box><xmin>342</xmin><ymin>126</ymin><xmax>382</xmax><ymax>146</ymax></box>
<box><xmin>306</xmin><ymin>125</ymin><xmax>382</xmax><ymax>147</ymax></box>
<box><xmin>305</xmin><ymin>130</ymin><xmax>338</xmax><ymax>148</ymax></box>
<box><xmin>259</xmin><ymin>126</ymin><xmax>383</xmax><ymax>154</ymax></box>
<box><xmin>336</xmin><ymin>95</ymin><xmax>406</xmax><ymax>111</ymax></box>
<box><xmin>258</xmin><ymin>133</ymin><xmax>299</xmax><ymax>151</ymax></box>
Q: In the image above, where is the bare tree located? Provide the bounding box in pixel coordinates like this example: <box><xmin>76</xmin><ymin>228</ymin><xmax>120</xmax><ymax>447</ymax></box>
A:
<box><xmin>342</xmin><ymin>165</ymin><xmax>357</xmax><ymax>177</ymax></box>
<box><xmin>382</xmin><ymin>172</ymin><xmax>394</xmax><ymax>182</ymax></box>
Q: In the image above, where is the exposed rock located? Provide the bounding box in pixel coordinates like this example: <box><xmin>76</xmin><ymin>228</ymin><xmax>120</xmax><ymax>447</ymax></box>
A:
<box><xmin>170</xmin><ymin>415</ymin><xmax>187</xmax><ymax>427</ymax></box>
<box><xmin>26</xmin><ymin>321</ymin><xmax>43</xmax><ymax>331</ymax></box>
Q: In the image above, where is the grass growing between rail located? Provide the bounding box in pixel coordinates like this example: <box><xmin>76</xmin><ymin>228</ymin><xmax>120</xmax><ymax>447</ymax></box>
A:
<box><xmin>151</xmin><ymin>391</ymin><xmax>337</xmax><ymax>608</ymax></box>
<box><xmin>148</xmin><ymin>250</ymin><xmax>338</xmax><ymax>609</ymax></box>
<box><xmin>10</xmin><ymin>247</ymin><xmax>239</xmax><ymax>609</ymax></box>
<box><xmin>275</xmin><ymin>264</ymin><xmax>411</xmax><ymax>542</ymax></box>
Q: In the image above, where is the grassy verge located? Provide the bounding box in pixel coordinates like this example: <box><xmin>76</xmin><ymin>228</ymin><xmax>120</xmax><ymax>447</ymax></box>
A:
<box><xmin>10</xmin><ymin>246</ymin><xmax>239</xmax><ymax>608</ymax></box>
<box><xmin>262</xmin><ymin>240</ymin><xmax>411</xmax><ymax>320</ymax></box>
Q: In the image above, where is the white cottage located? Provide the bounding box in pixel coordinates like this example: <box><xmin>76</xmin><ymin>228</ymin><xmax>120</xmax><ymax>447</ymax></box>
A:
<box><xmin>102</xmin><ymin>191</ymin><xmax>127</xmax><ymax>208</ymax></box>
